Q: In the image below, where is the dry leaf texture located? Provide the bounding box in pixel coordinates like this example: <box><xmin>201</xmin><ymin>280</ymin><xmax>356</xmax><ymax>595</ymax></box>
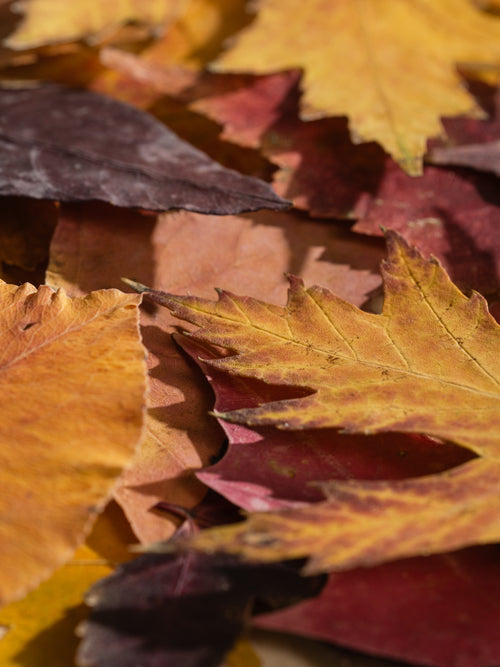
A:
<box><xmin>0</xmin><ymin>84</ymin><xmax>288</xmax><ymax>214</ymax></box>
<box><xmin>0</xmin><ymin>281</ymin><xmax>146</xmax><ymax>606</ymax></box>
<box><xmin>134</xmin><ymin>232</ymin><xmax>500</xmax><ymax>571</ymax></box>
<box><xmin>215</xmin><ymin>0</ymin><xmax>500</xmax><ymax>173</ymax></box>
<box><xmin>142</xmin><ymin>232</ymin><xmax>500</xmax><ymax>453</ymax></box>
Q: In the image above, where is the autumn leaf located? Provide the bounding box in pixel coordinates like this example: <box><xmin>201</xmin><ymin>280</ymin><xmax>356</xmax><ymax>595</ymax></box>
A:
<box><xmin>257</xmin><ymin>546</ymin><xmax>500</xmax><ymax>667</ymax></box>
<box><xmin>178</xmin><ymin>336</ymin><xmax>473</xmax><ymax>512</ymax></box>
<box><xmin>213</xmin><ymin>0</ymin><xmax>500</xmax><ymax>173</ymax></box>
<box><xmin>134</xmin><ymin>232</ymin><xmax>500</xmax><ymax>450</ymax></box>
<box><xmin>0</xmin><ymin>502</ymin><xmax>136</xmax><ymax>667</ymax></box>
<box><xmin>0</xmin><ymin>83</ymin><xmax>288</xmax><ymax>214</ymax></box>
<box><xmin>47</xmin><ymin>202</ymin><xmax>383</xmax><ymax>542</ymax></box>
<box><xmin>77</xmin><ymin>549</ymin><xmax>324</xmax><ymax>667</ymax></box>
<box><xmin>428</xmin><ymin>139</ymin><xmax>500</xmax><ymax>175</ymax></box>
<box><xmin>129</xmin><ymin>232</ymin><xmax>500</xmax><ymax>572</ymax></box>
<box><xmin>0</xmin><ymin>280</ymin><xmax>146</xmax><ymax>606</ymax></box>
<box><xmin>5</xmin><ymin>0</ymin><xmax>179</xmax><ymax>49</ymax></box>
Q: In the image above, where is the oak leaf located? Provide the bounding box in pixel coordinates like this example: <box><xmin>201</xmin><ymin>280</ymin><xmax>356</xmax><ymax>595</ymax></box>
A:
<box><xmin>0</xmin><ymin>280</ymin><xmax>146</xmax><ymax>606</ymax></box>
<box><xmin>131</xmin><ymin>232</ymin><xmax>500</xmax><ymax>572</ymax></box>
<box><xmin>213</xmin><ymin>0</ymin><xmax>500</xmax><ymax>174</ymax></box>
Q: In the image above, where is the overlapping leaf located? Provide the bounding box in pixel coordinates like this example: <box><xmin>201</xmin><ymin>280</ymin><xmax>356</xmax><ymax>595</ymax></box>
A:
<box><xmin>0</xmin><ymin>502</ymin><xmax>136</xmax><ymax>667</ymax></box>
<box><xmin>0</xmin><ymin>280</ymin><xmax>146</xmax><ymax>606</ymax></box>
<box><xmin>130</xmin><ymin>232</ymin><xmax>500</xmax><ymax>571</ymax></box>
<box><xmin>78</xmin><ymin>549</ymin><xmax>324</xmax><ymax>667</ymax></box>
<box><xmin>6</xmin><ymin>0</ymin><xmax>179</xmax><ymax>49</ymax></box>
<box><xmin>257</xmin><ymin>546</ymin><xmax>500</xmax><ymax>667</ymax></box>
<box><xmin>213</xmin><ymin>0</ymin><xmax>500</xmax><ymax>173</ymax></box>
<box><xmin>0</xmin><ymin>84</ymin><xmax>287</xmax><ymax>214</ymax></box>
<box><xmin>47</xmin><ymin>202</ymin><xmax>382</xmax><ymax>542</ymax></box>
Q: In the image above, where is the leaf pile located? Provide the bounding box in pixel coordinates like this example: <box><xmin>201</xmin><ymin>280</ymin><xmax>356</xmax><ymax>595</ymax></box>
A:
<box><xmin>0</xmin><ymin>2</ymin><xmax>500</xmax><ymax>667</ymax></box>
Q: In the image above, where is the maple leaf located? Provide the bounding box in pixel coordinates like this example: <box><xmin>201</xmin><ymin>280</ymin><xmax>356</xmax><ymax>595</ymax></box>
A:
<box><xmin>129</xmin><ymin>232</ymin><xmax>500</xmax><ymax>572</ymax></box>
<box><xmin>0</xmin><ymin>84</ymin><xmax>288</xmax><ymax>214</ymax></box>
<box><xmin>212</xmin><ymin>0</ymin><xmax>500</xmax><ymax>174</ymax></box>
<box><xmin>176</xmin><ymin>336</ymin><xmax>473</xmax><ymax>513</ymax></box>
<box><xmin>0</xmin><ymin>280</ymin><xmax>146</xmax><ymax>606</ymax></box>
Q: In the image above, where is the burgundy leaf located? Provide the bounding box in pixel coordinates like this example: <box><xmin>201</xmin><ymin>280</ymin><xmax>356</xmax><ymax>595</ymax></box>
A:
<box><xmin>257</xmin><ymin>545</ymin><xmax>500</xmax><ymax>667</ymax></box>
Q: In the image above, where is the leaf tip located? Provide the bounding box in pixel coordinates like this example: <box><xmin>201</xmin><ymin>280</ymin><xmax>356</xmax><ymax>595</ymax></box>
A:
<box><xmin>121</xmin><ymin>278</ymin><xmax>151</xmax><ymax>294</ymax></box>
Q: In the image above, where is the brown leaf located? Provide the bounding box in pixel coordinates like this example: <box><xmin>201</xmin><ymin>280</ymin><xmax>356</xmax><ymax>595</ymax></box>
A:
<box><xmin>0</xmin><ymin>280</ymin><xmax>146</xmax><ymax>606</ymax></box>
<box><xmin>429</xmin><ymin>139</ymin><xmax>500</xmax><ymax>176</ymax></box>
<box><xmin>0</xmin><ymin>83</ymin><xmax>288</xmax><ymax>214</ymax></box>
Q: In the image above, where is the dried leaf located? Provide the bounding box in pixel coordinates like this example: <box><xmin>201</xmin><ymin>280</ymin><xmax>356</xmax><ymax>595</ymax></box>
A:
<box><xmin>47</xmin><ymin>203</ymin><xmax>382</xmax><ymax>542</ymax></box>
<box><xmin>137</xmin><ymin>232</ymin><xmax>500</xmax><ymax>451</ymax></box>
<box><xmin>0</xmin><ymin>84</ymin><xmax>288</xmax><ymax>214</ymax></box>
<box><xmin>0</xmin><ymin>280</ymin><xmax>146</xmax><ymax>605</ymax></box>
<box><xmin>257</xmin><ymin>546</ymin><xmax>500</xmax><ymax>667</ymax></box>
<box><xmin>213</xmin><ymin>0</ymin><xmax>500</xmax><ymax>173</ymax></box>
<box><xmin>429</xmin><ymin>139</ymin><xmax>500</xmax><ymax>175</ymax></box>
<box><xmin>77</xmin><ymin>551</ymin><xmax>324</xmax><ymax>667</ymax></box>
<box><xmin>131</xmin><ymin>232</ymin><xmax>500</xmax><ymax>571</ymax></box>
<box><xmin>6</xmin><ymin>0</ymin><xmax>179</xmax><ymax>49</ymax></box>
<box><xmin>178</xmin><ymin>336</ymin><xmax>473</xmax><ymax>512</ymax></box>
<box><xmin>0</xmin><ymin>502</ymin><xmax>136</xmax><ymax>667</ymax></box>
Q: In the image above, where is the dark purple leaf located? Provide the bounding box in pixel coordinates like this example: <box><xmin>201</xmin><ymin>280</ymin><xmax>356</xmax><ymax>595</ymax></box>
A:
<box><xmin>428</xmin><ymin>141</ymin><xmax>500</xmax><ymax>177</ymax></box>
<box><xmin>77</xmin><ymin>550</ymin><xmax>324</xmax><ymax>667</ymax></box>
<box><xmin>0</xmin><ymin>84</ymin><xmax>289</xmax><ymax>214</ymax></box>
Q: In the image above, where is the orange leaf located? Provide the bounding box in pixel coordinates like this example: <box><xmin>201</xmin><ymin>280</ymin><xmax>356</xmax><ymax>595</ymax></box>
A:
<box><xmin>146</xmin><ymin>232</ymin><xmax>500</xmax><ymax>453</ymax></box>
<box><xmin>134</xmin><ymin>232</ymin><xmax>500</xmax><ymax>571</ymax></box>
<box><xmin>0</xmin><ymin>281</ymin><xmax>146</xmax><ymax>606</ymax></box>
<box><xmin>0</xmin><ymin>502</ymin><xmax>136</xmax><ymax>667</ymax></box>
<box><xmin>213</xmin><ymin>0</ymin><xmax>500</xmax><ymax>173</ymax></box>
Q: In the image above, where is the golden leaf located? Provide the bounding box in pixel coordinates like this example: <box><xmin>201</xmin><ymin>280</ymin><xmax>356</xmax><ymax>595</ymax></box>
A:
<box><xmin>214</xmin><ymin>0</ymin><xmax>500</xmax><ymax>173</ymax></box>
<box><xmin>136</xmin><ymin>232</ymin><xmax>500</xmax><ymax>571</ymax></box>
<box><xmin>0</xmin><ymin>281</ymin><xmax>146</xmax><ymax>606</ymax></box>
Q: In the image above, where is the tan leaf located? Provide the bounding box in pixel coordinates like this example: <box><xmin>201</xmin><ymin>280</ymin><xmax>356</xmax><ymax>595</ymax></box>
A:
<box><xmin>0</xmin><ymin>280</ymin><xmax>146</xmax><ymax>605</ymax></box>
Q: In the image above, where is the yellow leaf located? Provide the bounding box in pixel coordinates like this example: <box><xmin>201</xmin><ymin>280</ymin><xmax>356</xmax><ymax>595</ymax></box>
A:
<box><xmin>0</xmin><ymin>282</ymin><xmax>147</xmax><ymax>606</ymax></box>
<box><xmin>137</xmin><ymin>232</ymin><xmax>500</xmax><ymax>571</ymax></box>
<box><xmin>0</xmin><ymin>502</ymin><xmax>136</xmax><ymax>667</ymax></box>
<box><xmin>188</xmin><ymin>457</ymin><xmax>500</xmax><ymax>573</ymax></box>
<box><xmin>213</xmin><ymin>0</ymin><xmax>500</xmax><ymax>173</ymax></box>
<box><xmin>6</xmin><ymin>0</ymin><xmax>181</xmax><ymax>49</ymax></box>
